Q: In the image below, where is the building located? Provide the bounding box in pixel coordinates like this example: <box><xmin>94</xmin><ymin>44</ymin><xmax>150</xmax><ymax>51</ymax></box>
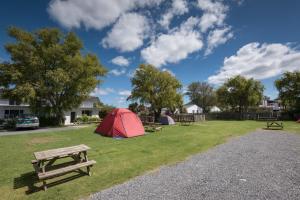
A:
<box><xmin>259</xmin><ymin>96</ymin><xmax>281</xmax><ymax>111</ymax></box>
<box><xmin>210</xmin><ymin>106</ymin><xmax>221</xmax><ymax>112</ymax></box>
<box><xmin>0</xmin><ymin>96</ymin><xmax>100</xmax><ymax>125</ymax></box>
<box><xmin>183</xmin><ymin>103</ymin><xmax>203</xmax><ymax>114</ymax></box>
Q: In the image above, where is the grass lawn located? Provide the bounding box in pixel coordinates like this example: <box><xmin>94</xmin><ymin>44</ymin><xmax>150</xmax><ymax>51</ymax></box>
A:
<box><xmin>0</xmin><ymin>120</ymin><xmax>299</xmax><ymax>200</ymax></box>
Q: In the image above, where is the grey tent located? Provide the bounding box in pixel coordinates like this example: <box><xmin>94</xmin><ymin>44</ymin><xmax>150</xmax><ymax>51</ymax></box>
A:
<box><xmin>160</xmin><ymin>115</ymin><xmax>175</xmax><ymax>125</ymax></box>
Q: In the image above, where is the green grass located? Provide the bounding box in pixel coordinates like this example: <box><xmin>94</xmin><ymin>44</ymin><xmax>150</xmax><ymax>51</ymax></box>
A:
<box><xmin>0</xmin><ymin>120</ymin><xmax>299</xmax><ymax>200</ymax></box>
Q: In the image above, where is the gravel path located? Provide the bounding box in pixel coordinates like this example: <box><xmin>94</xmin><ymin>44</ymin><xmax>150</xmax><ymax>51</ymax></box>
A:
<box><xmin>91</xmin><ymin>130</ymin><xmax>300</xmax><ymax>200</ymax></box>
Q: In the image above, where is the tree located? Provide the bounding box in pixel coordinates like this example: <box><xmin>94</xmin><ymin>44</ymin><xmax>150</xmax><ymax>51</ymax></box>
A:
<box><xmin>0</xmin><ymin>27</ymin><xmax>107</xmax><ymax>125</ymax></box>
<box><xmin>128</xmin><ymin>102</ymin><xmax>139</xmax><ymax>113</ymax></box>
<box><xmin>275</xmin><ymin>71</ymin><xmax>300</xmax><ymax>112</ymax></box>
<box><xmin>216</xmin><ymin>75</ymin><xmax>264</xmax><ymax>114</ymax></box>
<box><xmin>129</xmin><ymin>64</ymin><xmax>183</xmax><ymax>120</ymax></box>
<box><xmin>186</xmin><ymin>82</ymin><xmax>216</xmax><ymax>113</ymax></box>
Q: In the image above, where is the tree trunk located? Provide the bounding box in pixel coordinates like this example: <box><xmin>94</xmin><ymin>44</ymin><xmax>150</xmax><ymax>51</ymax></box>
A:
<box><xmin>154</xmin><ymin>109</ymin><xmax>161</xmax><ymax>122</ymax></box>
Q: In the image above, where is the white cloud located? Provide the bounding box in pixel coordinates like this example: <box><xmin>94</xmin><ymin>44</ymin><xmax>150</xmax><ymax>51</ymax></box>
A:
<box><xmin>126</xmin><ymin>69</ymin><xmax>137</xmax><ymax>78</ymax></box>
<box><xmin>116</xmin><ymin>96</ymin><xmax>127</xmax><ymax>106</ymax></box>
<box><xmin>118</xmin><ymin>90</ymin><xmax>131</xmax><ymax>96</ymax></box>
<box><xmin>141</xmin><ymin>17</ymin><xmax>203</xmax><ymax>67</ymax></box>
<box><xmin>205</xmin><ymin>26</ymin><xmax>233</xmax><ymax>55</ymax></box>
<box><xmin>208</xmin><ymin>42</ymin><xmax>300</xmax><ymax>84</ymax></box>
<box><xmin>159</xmin><ymin>0</ymin><xmax>188</xmax><ymax>29</ymax></box>
<box><xmin>109</xmin><ymin>68</ymin><xmax>126</xmax><ymax>76</ymax></box>
<box><xmin>91</xmin><ymin>87</ymin><xmax>115</xmax><ymax>96</ymax></box>
<box><xmin>111</xmin><ymin>56</ymin><xmax>130</xmax><ymax>67</ymax></box>
<box><xmin>197</xmin><ymin>0</ymin><xmax>228</xmax><ymax>32</ymax></box>
<box><xmin>48</xmin><ymin>0</ymin><xmax>163</xmax><ymax>30</ymax></box>
<box><xmin>102</xmin><ymin>13</ymin><xmax>150</xmax><ymax>52</ymax></box>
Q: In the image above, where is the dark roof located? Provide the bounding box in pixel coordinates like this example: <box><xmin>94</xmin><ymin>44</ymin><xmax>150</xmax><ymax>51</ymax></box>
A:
<box><xmin>86</xmin><ymin>96</ymin><xmax>100</xmax><ymax>103</ymax></box>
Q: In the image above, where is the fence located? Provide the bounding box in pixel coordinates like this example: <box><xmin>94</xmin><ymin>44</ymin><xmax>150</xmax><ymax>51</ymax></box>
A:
<box><xmin>206</xmin><ymin>111</ymin><xmax>286</xmax><ymax>120</ymax></box>
<box><xmin>170</xmin><ymin>114</ymin><xmax>206</xmax><ymax>122</ymax></box>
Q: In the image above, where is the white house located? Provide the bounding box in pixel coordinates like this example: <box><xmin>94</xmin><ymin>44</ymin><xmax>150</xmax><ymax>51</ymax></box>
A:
<box><xmin>0</xmin><ymin>96</ymin><xmax>100</xmax><ymax>125</ymax></box>
<box><xmin>183</xmin><ymin>103</ymin><xmax>203</xmax><ymax>114</ymax></box>
<box><xmin>259</xmin><ymin>96</ymin><xmax>281</xmax><ymax>111</ymax></box>
<box><xmin>210</xmin><ymin>106</ymin><xmax>221</xmax><ymax>112</ymax></box>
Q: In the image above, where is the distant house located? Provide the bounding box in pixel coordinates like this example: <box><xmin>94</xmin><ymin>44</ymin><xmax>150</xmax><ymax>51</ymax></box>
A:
<box><xmin>259</xmin><ymin>96</ymin><xmax>281</xmax><ymax>111</ymax></box>
<box><xmin>183</xmin><ymin>103</ymin><xmax>203</xmax><ymax>114</ymax></box>
<box><xmin>210</xmin><ymin>106</ymin><xmax>221</xmax><ymax>113</ymax></box>
<box><xmin>0</xmin><ymin>95</ymin><xmax>100</xmax><ymax>125</ymax></box>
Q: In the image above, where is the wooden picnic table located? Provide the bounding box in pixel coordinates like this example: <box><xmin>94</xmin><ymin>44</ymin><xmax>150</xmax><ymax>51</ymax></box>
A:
<box><xmin>256</xmin><ymin>116</ymin><xmax>283</xmax><ymax>130</ymax></box>
<box><xmin>32</xmin><ymin>144</ymin><xmax>96</xmax><ymax>191</ymax></box>
<box><xmin>266</xmin><ymin>121</ymin><xmax>283</xmax><ymax>129</ymax></box>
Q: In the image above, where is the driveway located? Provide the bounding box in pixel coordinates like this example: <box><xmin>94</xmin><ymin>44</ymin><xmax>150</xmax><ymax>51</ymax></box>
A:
<box><xmin>0</xmin><ymin>125</ymin><xmax>89</xmax><ymax>136</ymax></box>
<box><xmin>91</xmin><ymin>130</ymin><xmax>300</xmax><ymax>200</ymax></box>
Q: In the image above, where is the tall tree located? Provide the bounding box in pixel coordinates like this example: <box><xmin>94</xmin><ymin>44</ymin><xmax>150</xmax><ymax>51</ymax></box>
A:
<box><xmin>129</xmin><ymin>64</ymin><xmax>183</xmax><ymax>120</ymax></box>
<box><xmin>186</xmin><ymin>82</ymin><xmax>216</xmax><ymax>113</ymax></box>
<box><xmin>0</xmin><ymin>27</ymin><xmax>107</xmax><ymax>125</ymax></box>
<box><xmin>216</xmin><ymin>75</ymin><xmax>264</xmax><ymax>113</ymax></box>
<box><xmin>275</xmin><ymin>71</ymin><xmax>300</xmax><ymax>112</ymax></box>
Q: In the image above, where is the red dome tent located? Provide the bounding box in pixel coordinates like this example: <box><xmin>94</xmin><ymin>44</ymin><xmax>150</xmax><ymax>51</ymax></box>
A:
<box><xmin>95</xmin><ymin>108</ymin><xmax>145</xmax><ymax>138</ymax></box>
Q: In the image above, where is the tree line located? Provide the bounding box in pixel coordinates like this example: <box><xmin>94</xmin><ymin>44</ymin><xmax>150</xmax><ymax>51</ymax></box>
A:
<box><xmin>0</xmin><ymin>27</ymin><xmax>299</xmax><ymax>125</ymax></box>
<box><xmin>129</xmin><ymin>64</ymin><xmax>300</xmax><ymax>120</ymax></box>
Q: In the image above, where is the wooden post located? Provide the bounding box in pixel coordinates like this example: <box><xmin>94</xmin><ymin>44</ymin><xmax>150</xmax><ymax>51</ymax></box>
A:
<box><xmin>43</xmin><ymin>180</ymin><xmax>47</xmax><ymax>191</ymax></box>
<box><xmin>83</xmin><ymin>151</ymin><xmax>91</xmax><ymax>176</ymax></box>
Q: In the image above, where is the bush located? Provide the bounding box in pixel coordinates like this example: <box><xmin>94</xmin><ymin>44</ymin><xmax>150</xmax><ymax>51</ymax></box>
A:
<box><xmin>4</xmin><ymin>119</ymin><xmax>16</xmax><ymax>129</ymax></box>
<box><xmin>89</xmin><ymin>116</ymin><xmax>100</xmax><ymax>122</ymax></box>
<box><xmin>39</xmin><ymin>116</ymin><xmax>63</xmax><ymax>127</ymax></box>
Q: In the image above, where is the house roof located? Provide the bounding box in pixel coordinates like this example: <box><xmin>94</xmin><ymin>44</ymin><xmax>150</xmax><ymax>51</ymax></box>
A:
<box><xmin>86</xmin><ymin>96</ymin><xmax>100</xmax><ymax>103</ymax></box>
<box><xmin>183</xmin><ymin>102</ymin><xmax>200</xmax><ymax>108</ymax></box>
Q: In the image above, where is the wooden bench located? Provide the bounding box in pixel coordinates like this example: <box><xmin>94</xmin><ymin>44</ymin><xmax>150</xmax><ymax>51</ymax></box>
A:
<box><xmin>32</xmin><ymin>144</ymin><xmax>96</xmax><ymax>191</ymax></box>
<box><xmin>144</xmin><ymin>122</ymin><xmax>163</xmax><ymax>132</ymax></box>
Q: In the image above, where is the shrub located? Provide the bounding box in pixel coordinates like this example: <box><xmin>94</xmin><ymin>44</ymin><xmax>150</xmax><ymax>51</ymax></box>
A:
<box><xmin>39</xmin><ymin>116</ymin><xmax>63</xmax><ymax>127</ymax></box>
<box><xmin>4</xmin><ymin>119</ymin><xmax>16</xmax><ymax>129</ymax></box>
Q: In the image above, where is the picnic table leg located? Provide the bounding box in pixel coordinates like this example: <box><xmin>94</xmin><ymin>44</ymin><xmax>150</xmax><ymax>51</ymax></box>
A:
<box><xmin>43</xmin><ymin>180</ymin><xmax>47</xmax><ymax>191</ymax></box>
<box><xmin>83</xmin><ymin>151</ymin><xmax>91</xmax><ymax>176</ymax></box>
<box><xmin>40</xmin><ymin>160</ymin><xmax>48</xmax><ymax>191</ymax></box>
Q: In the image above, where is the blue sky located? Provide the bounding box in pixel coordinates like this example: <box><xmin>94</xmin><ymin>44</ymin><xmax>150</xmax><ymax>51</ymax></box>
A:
<box><xmin>0</xmin><ymin>0</ymin><xmax>300</xmax><ymax>107</ymax></box>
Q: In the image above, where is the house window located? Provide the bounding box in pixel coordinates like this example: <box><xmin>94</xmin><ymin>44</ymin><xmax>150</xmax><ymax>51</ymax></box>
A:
<box><xmin>82</xmin><ymin>110</ymin><xmax>92</xmax><ymax>116</ymax></box>
<box><xmin>4</xmin><ymin>110</ymin><xmax>24</xmax><ymax>118</ymax></box>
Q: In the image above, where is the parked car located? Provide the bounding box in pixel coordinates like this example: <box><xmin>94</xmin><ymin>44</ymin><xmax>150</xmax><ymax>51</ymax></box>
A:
<box><xmin>16</xmin><ymin>115</ymin><xmax>39</xmax><ymax>129</ymax></box>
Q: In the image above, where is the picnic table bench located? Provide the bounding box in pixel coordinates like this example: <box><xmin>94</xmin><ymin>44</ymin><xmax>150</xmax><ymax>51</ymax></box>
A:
<box><xmin>31</xmin><ymin>144</ymin><xmax>96</xmax><ymax>191</ymax></box>
<box><xmin>144</xmin><ymin>122</ymin><xmax>163</xmax><ymax>132</ymax></box>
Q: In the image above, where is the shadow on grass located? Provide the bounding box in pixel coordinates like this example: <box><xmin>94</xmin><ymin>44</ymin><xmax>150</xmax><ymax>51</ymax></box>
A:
<box><xmin>14</xmin><ymin>161</ymin><xmax>90</xmax><ymax>194</ymax></box>
<box><xmin>14</xmin><ymin>171</ymin><xmax>87</xmax><ymax>194</ymax></box>
<box><xmin>262</xmin><ymin>127</ymin><xmax>284</xmax><ymax>131</ymax></box>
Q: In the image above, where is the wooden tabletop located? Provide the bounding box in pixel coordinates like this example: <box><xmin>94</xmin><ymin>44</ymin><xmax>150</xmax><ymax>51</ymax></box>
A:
<box><xmin>34</xmin><ymin>144</ymin><xmax>90</xmax><ymax>161</ymax></box>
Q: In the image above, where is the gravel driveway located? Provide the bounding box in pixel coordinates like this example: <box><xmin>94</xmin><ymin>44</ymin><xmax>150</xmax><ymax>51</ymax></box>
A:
<box><xmin>91</xmin><ymin>130</ymin><xmax>300</xmax><ymax>200</ymax></box>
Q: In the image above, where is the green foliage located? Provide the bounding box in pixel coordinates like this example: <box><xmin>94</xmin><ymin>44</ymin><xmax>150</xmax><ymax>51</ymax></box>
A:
<box><xmin>275</xmin><ymin>71</ymin><xmax>300</xmax><ymax>112</ymax></box>
<box><xmin>39</xmin><ymin>116</ymin><xmax>62</xmax><ymax>127</ymax></box>
<box><xmin>186</xmin><ymin>82</ymin><xmax>216</xmax><ymax>113</ymax></box>
<box><xmin>0</xmin><ymin>27</ymin><xmax>107</xmax><ymax>125</ymax></box>
<box><xmin>75</xmin><ymin>115</ymin><xmax>100</xmax><ymax>124</ymax></box>
<box><xmin>216</xmin><ymin>75</ymin><xmax>264</xmax><ymax>113</ymax></box>
<box><xmin>129</xmin><ymin>64</ymin><xmax>183</xmax><ymax>120</ymax></box>
<box><xmin>128</xmin><ymin>102</ymin><xmax>139</xmax><ymax>113</ymax></box>
<box><xmin>98</xmin><ymin>104</ymin><xmax>115</xmax><ymax>118</ymax></box>
<box><xmin>3</xmin><ymin>119</ymin><xmax>16</xmax><ymax>129</ymax></box>
<box><xmin>128</xmin><ymin>102</ymin><xmax>149</xmax><ymax>114</ymax></box>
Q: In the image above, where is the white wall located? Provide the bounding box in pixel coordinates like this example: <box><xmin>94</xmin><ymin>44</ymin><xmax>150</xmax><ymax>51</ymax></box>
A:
<box><xmin>185</xmin><ymin>105</ymin><xmax>203</xmax><ymax>114</ymax></box>
<box><xmin>64</xmin><ymin>108</ymin><xmax>100</xmax><ymax>125</ymax></box>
